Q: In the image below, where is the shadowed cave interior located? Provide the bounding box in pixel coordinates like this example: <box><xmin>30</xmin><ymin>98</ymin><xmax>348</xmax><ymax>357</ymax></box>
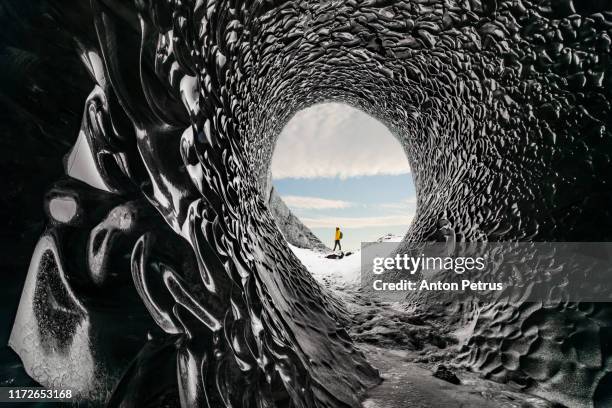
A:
<box><xmin>2</xmin><ymin>0</ymin><xmax>612</xmax><ymax>407</ymax></box>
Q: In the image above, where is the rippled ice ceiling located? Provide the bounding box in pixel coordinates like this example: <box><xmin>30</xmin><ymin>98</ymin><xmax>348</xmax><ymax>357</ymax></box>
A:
<box><xmin>3</xmin><ymin>0</ymin><xmax>612</xmax><ymax>407</ymax></box>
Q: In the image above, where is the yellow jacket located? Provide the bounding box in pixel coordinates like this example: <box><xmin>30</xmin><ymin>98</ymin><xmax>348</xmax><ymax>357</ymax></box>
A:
<box><xmin>335</xmin><ymin>230</ymin><xmax>341</xmax><ymax>240</ymax></box>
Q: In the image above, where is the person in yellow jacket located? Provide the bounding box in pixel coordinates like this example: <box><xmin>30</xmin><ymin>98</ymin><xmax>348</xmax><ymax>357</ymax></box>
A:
<box><xmin>333</xmin><ymin>227</ymin><xmax>343</xmax><ymax>251</ymax></box>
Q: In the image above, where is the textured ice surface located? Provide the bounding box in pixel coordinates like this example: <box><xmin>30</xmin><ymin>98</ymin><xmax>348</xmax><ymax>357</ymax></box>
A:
<box><xmin>266</xmin><ymin>172</ymin><xmax>329</xmax><ymax>251</ymax></box>
<box><xmin>4</xmin><ymin>0</ymin><xmax>612</xmax><ymax>407</ymax></box>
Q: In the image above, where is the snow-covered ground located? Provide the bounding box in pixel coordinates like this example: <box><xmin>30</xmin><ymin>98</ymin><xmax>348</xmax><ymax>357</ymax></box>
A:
<box><xmin>289</xmin><ymin>233</ymin><xmax>403</xmax><ymax>288</ymax></box>
<box><xmin>290</xmin><ymin>234</ymin><xmax>556</xmax><ymax>408</ymax></box>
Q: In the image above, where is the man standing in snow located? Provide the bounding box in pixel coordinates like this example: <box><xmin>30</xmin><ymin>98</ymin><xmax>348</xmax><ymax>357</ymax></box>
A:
<box><xmin>333</xmin><ymin>227</ymin><xmax>343</xmax><ymax>252</ymax></box>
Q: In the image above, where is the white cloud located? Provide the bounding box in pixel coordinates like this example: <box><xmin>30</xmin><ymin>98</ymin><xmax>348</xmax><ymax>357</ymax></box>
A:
<box><xmin>271</xmin><ymin>103</ymin><xmax>410</xmax><ymax>179</ymax></box>
<box><xmin>281</xmin><ymin>195</ymin><xmax>353</xmax><ymax>209</ymax></box>
<box><xmin>300</xmin><ymin>214</ymin><xmax>414</xmax><ymax>229</ymax></box>
<box><xmin>379</xmin><ymin>197</ymin><xmax>418</xmax><ymax>209</ymax></box>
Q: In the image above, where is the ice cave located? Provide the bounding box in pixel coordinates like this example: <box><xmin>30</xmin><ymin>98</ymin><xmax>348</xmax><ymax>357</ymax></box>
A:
<box><xmin>2</xmin><ymin>0</ymin><xmax>612</xmax><ymax>407</ymax></box>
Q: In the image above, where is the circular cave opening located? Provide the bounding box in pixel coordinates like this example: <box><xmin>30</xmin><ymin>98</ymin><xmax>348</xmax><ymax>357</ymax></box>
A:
<box><xmin>267</xmin><ymin>102</ymin><xmax>416</xmax><ymax>258</ymax></box>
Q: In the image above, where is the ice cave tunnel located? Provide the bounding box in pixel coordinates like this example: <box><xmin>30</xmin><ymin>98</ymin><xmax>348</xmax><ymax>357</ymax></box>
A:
<box><xmin>4</xmin><ymin>0</ymin><xmax>612</xmax><ymax>407</ymax></box>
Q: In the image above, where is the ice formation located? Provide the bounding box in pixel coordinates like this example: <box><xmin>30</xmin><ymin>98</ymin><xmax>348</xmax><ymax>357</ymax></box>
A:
<box><xmin>5</xmin><ymin>0</ymin><xmax>612</xmax><ymax>407</ymax></box>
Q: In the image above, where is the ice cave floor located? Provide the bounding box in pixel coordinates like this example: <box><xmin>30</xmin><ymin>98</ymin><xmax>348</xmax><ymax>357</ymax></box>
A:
<box><xmin>290</xmin><ymin>242</ymin><xmax>560</xmax><ymax>408</ymax></box>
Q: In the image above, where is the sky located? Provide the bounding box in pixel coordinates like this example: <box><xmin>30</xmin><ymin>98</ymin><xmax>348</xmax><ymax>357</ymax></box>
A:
<box><xmin>271</xmin><ymin>103</ymin><xmax>416</xmax><ymax>251</ymax></box>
